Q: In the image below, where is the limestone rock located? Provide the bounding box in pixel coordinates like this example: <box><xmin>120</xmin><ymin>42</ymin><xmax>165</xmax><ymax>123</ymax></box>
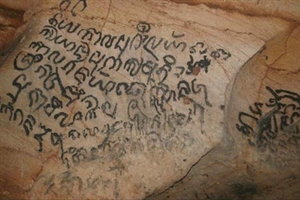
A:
<box><xmin>0</xmin><ymin>0</ymin><xmax>299</xmax><ymax>199</ymax></box>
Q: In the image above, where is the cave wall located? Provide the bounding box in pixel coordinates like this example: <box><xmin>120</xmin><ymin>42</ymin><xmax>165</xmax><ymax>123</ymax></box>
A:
<box><xmin>0</xmin><ymin>0</ymin><xmax>299</xmax><ymax>199</ymax></box>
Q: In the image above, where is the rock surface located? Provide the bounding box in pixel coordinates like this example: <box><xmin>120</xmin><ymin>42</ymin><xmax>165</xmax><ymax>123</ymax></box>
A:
<box><xmin>0</xmin><ymin>0</ymin><xmax>299</xmax><ymax>199</ymax></box>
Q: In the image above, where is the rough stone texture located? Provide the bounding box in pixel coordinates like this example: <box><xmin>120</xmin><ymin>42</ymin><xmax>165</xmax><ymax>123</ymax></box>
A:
<box><xmin>148</xmin><ymin>25</ymin><xmax>300</xmax><ymax>199</ymax></box>
<box><xmin>171</xmin><ymin>0</ymin><xmax>300</xmax><ymax>23</ymax></box>
<box><xmin>0</xmin><ymin>0</ymin><xmax>299</xmax><ymax>199</ymax></box>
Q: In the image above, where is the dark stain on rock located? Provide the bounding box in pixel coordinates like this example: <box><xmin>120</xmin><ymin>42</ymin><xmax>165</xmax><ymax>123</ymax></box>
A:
<box><xmin>219</xmin><ymin>105</ymin><xmax>225</xmax><ymax>110</ymax></box>
<box><xmin>231</xmin><ymin>182</ymin><xmax>257</xmax><ymax>199</ymax></box>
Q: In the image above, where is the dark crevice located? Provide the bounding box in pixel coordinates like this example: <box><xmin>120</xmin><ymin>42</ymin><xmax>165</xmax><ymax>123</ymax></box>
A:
<box><xmin>0</xmin><ymin>5</ymin><xmax>25</xmax><ymax>66</ymax></box>
<box><xmin>0</xmin><ymin>6</ymin><xmax>24</xmax><ymax>18</ymax></box>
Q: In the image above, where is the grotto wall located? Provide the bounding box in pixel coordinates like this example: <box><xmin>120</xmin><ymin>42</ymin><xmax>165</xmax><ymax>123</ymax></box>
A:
<box><xmin>0</xmin><ymin>0</ymin><xmax>299</xmax><ymax>199</ymax></box>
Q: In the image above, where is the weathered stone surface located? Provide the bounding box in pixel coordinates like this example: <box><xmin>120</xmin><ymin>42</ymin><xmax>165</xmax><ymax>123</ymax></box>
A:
<box><xmin>0</xmin><ymin>0</ymin><xmax>299</xmax><ymax>199</ymax></box>
<box><xmin>171</xmin><ymin>0</ymin><xmax>300</xmax><ymax>23</ymax></box>
<box><xmin>148</xmin><ymin>25</ymin><xmax>300</xmax><ymax>199</ymax></box>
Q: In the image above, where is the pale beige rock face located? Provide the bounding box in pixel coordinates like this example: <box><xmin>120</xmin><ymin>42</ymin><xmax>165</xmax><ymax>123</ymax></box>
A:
<box><xmin>0</xmin><ymin>0</ymin><xmax>299</xmax><ymax>199</ymax></box>
<box><xmin>149</xmin><ymin>24</ymin><xmax>300</xmax><ymax>200</ymax></box>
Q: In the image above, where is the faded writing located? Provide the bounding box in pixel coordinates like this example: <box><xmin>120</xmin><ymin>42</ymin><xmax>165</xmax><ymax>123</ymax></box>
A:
<box><xmin>236</xmin><ymin>86</ymin><xmax>300</xmax><ymax>164</ymax></box>
<box><xmin>0</xmin><ymin>0</ymin><xmax>232</xmax><ymax>171</ymax></box>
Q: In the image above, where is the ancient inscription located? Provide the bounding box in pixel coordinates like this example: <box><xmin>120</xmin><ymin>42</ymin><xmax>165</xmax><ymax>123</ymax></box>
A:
<box><xmin>34</xmin><ymin>170</ymin><xmax>121</xmax><ymax>197</ymax></box>
<box><xmin>236</xmin><ymin>86</ymin><xmax>300</xmax><ymax>165</ymax></box>
<box><xmin>0</xmin><ymin>0</ymin><xmax>232</xmax><ymax>170</ymax></box>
